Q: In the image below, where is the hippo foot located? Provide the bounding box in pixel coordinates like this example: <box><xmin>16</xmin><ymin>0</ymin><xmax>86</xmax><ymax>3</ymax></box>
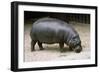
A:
<box><xmin>60</xmin><ymin>48</ymin><xmax>66</xmax><ymax>53</ymax></box>
<box><xmin>69</xmin><ymin>47</ymin><xmax>73</xmax><ymax>51</ymax></box>
<box><xmin>31</xmin><ymin>48</ymin><xmax>35</xmax><ymax>51</ymax></box>
<box><xmin>40</xmin><ymin>48</ymin><xmax>44</xmax><ymax>50</ymax></box>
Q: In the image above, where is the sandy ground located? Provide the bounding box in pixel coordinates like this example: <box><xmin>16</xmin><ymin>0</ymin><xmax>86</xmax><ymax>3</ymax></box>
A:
<box><xmin>24</xmin><ymin>22</ymin><xmax>90</xmax><ymax>62</ymax></box>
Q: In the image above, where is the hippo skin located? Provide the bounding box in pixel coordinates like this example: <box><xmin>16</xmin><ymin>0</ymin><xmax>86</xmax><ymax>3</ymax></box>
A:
<box><xmin>30</xmin><ymin>18</ymin><xmax>82</xmax><ymax>53</ymax></box>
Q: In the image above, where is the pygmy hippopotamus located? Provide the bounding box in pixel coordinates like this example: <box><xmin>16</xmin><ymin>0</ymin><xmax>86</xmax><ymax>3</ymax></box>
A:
<box><xmin>30</xmin><ymin>17</ymin><xmax>82</xmax><ymax>53</ymax></box>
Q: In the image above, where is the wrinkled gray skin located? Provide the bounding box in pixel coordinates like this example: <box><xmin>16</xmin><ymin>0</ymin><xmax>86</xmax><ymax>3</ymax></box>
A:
<box><xmin>30</xmin><ymin>18</ymin><xmax>82</xmax><ymax>53</ymax></box>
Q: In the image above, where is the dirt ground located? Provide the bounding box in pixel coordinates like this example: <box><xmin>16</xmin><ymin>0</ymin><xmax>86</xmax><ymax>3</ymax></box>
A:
<box><xmin>24</xmin><ymin>22</ymin><xmax>90</xmax><ymax>62</ymax></box>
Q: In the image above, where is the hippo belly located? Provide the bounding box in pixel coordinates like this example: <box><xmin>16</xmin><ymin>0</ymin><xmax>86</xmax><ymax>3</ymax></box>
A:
<box><xmin>31</xmin><ymin>22</ymin><xmax>67</xmax><ymax>44</ymax></box>
<box><xmin>35</xmin><ymin>28</ymin><xmax>57</xmax><ymax>43</ymax></box>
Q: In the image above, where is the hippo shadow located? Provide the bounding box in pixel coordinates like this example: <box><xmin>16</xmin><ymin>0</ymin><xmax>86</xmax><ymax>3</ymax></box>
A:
<box><xmin>44</xmin><ymin>46</ymin><xmax>72</xmax><ymax>53</ymax></box>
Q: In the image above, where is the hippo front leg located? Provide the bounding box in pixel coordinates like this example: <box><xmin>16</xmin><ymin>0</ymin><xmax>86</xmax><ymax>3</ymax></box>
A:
<box><xmin>59</xmin><ymin>42</ymin><xmax>64</xmax><ymax>48</ymax></box>
<box><xmin>31</xmin><ymin>40</ymin><xmax>36</xmax><ymax>51</ymax></box>
<box><xmin>69</xmin><ymin>46</ymin><xmax>73</xmax><ymax>51</ymax></box>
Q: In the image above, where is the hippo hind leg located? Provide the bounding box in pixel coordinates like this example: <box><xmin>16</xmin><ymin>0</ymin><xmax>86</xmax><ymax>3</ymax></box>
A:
<box><xmin>31</xmin><ymin>40</ymin><xmax>37</xmax><ymax>51</ymax></box>
<box><xmin>38</xmin><ymin>41</ymin><xmax>44</xmax><ymax>50</ymax></box>
<box><xmin>59</xmin><ymin>42</ymin><xmax>65</xmax><ymax>52</ymax></box>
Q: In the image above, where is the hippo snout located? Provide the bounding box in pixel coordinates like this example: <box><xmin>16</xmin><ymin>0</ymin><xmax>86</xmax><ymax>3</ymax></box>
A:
<box><xmin>73</xmin><ymin>45</ymin><xmax>82</xmax><ymax>53</ymax></box>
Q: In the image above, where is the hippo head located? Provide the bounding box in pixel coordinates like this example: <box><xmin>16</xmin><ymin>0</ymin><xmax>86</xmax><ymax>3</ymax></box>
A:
<box><xmin>68</xmin><ymin>35</ymin><xmax>82</xmax><ymax>53</ymax></box>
